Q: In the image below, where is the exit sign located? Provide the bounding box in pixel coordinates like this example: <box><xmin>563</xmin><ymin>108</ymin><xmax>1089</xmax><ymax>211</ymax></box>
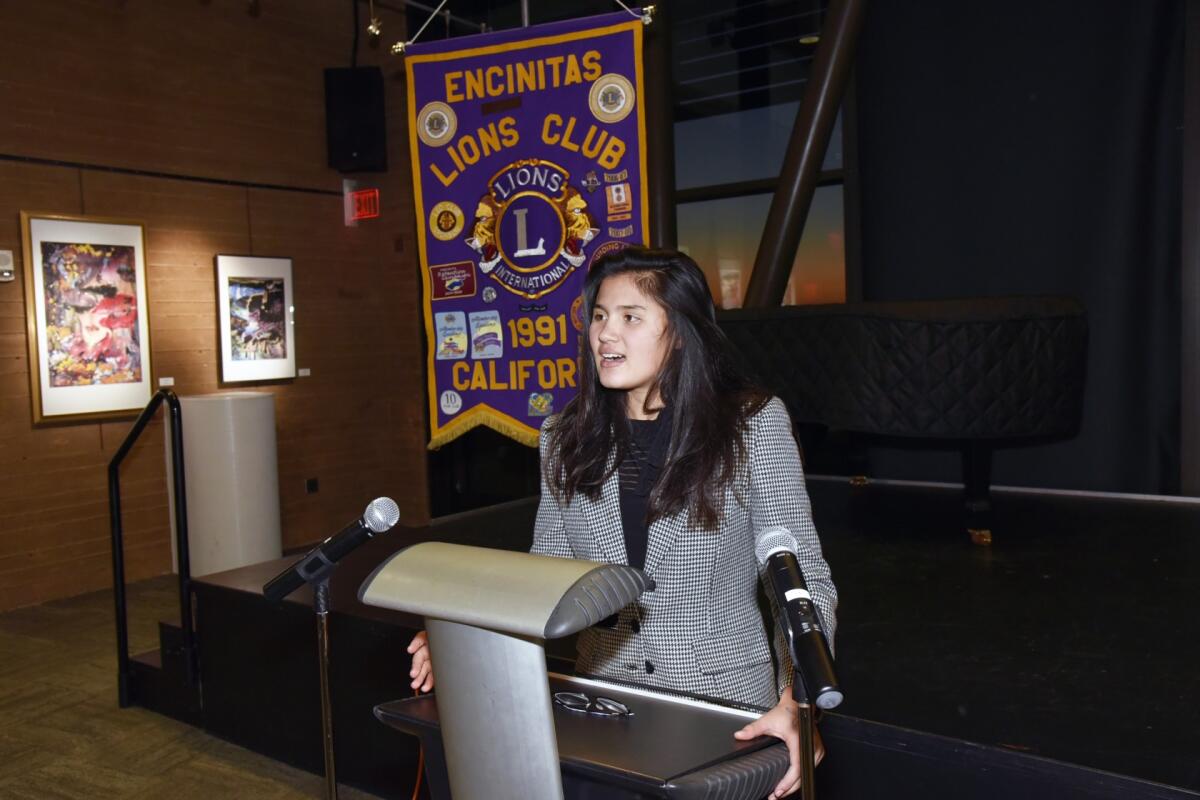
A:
<box><xmin>349</xmin><ymin>188</ymin><xmax>380</xmax><ymax>220</ymax></box>
<box><xmin>343</xmin><ymin>180</ymin><xmax>381</xmax><ymax>226</ymax></box>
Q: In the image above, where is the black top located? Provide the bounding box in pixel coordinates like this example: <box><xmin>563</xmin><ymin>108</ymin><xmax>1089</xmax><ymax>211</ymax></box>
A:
<box><xmin>618</xmin><ymin>409</ymin><xmax>671</xmax><ymax>571</ymax></box>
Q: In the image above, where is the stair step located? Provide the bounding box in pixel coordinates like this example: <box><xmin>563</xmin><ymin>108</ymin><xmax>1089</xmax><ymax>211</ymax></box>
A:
<box><xmin>129</xmin><ymin>648</ymin><xmax>202</xmax><ymax>724</ymax></box>
<box><xmin>131</xmin><ymin>649</ymin><xmax>162</xmax><ymax>669</ymax></box>
<box><xmin>158</xmin><ymin>618</ymin><xmax>183</xmax><ymax>647</ymax></box>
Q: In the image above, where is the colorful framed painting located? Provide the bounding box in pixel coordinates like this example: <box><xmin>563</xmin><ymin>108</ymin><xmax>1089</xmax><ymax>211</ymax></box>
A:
<box><xmin>215</xmin><ymin>255</ymin><xmax>296</xmax><ymax>383</ymax></box>
<box><xmin>21</xmin><ymin>212</ymin><xmax>154</xmax><ymax>425</ymax></box>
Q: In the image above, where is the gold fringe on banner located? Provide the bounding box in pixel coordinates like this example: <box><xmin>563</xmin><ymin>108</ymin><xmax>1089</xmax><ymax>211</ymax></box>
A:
<box><xmin>427</xmin><ymin>405</ymin><xmax>541</xmax><ymax>450</ymax></box>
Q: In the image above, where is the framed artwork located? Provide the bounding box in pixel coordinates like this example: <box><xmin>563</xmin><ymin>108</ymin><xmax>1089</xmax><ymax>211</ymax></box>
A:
<box><xmin>21</xmin><ymin>212</ymin><xmax>154</xmax><ymax>424</ymax></box>
<box><xmin>215</xmin><ymin>255</ymin><xmax>296</xmax><ymax>383</ymax></box>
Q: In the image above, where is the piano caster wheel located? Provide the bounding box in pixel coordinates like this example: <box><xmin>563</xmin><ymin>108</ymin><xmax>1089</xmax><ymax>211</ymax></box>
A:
<box><xmin>968</xmin><ymin>528</ymin><xmax>993</xmax><ymax>546</ymax></box>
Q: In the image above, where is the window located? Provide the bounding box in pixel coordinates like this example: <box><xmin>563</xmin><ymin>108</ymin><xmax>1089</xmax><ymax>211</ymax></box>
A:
<box><xmin>673</xmin><ymin>0</ymin><xmax>845</xmax><ymax>307</ymax></box>
<box><xmin>678</xmin><ymin>186</ymin><xmax>845</xmax><ymax>308</ymax></box>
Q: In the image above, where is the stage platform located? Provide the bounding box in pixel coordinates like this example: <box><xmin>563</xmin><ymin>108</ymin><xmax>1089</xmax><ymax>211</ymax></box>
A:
<box><xmin>135</xmin><ymin>480</ymin><xmax>1200</xmax><ymax>798</ymax></box>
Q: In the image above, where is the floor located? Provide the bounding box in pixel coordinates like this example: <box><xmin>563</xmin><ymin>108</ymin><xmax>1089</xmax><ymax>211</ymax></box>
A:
<box><xmin>811</xmin><ymin>478</ymin><xmax>1200</xmax><ymax>792</ymax></box>
<box><xmin>0</xmin><ymin>575</ymin><xmax>381</xmax><ymax>800</ymax></box>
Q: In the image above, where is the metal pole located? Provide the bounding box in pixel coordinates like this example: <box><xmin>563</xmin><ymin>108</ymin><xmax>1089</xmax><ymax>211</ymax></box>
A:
<box><xmin>316</xmin><ymin>579</ymin><xmax>338</xmax><ymax>800</ymax></box>
<box><xmin>790</xmin><ymin>670</ymin><xmax>818</xmax><ymax>799</ymax></box>
<box><xmin>840</xmin><ymin>71</ymin><xmax>864</xmax><ymax>304</ymax></box>
<box><xmin>644</xmin><ymin>0</ymin><xmax>678</xmax><ymax>249</ymax></box>
<box><xmin>109</xmin><ymin>461</ymin><xmax>131</xmax><ymax>708</ymax></box>
<box><xmin>520</xmin><ymin>0</ymin><xmax>530</xmax><ymax>27</ymax></box>
<box><xmin>165</xmin><ymin>394</ymin><xmax>197</xmax><ymax>685</ymax></box>
<box><xmin>797</xmin><ymin>702</ymin><xmax>818</xmax><ymax>800</ymax></box>
<box><xmin>743</xmin><ymin>0</ymin><xmax>867</xmax><ymax>308</ymax></box>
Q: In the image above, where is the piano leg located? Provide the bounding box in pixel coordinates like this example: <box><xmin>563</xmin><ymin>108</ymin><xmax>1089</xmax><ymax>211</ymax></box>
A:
<box><xmin>961</xmin><ymin>442</ymin><xmax>994</xmax><ymax>546</ymax></box>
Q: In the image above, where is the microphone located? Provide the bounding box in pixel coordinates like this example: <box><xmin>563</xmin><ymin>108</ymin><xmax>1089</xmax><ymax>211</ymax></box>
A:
<box><xmin>755</xmin><ymin>527</ymin><xmax>843</xmax><ymax>710</ymax></box>
<box><xmin>263</xmin><ymin>497</ymin><xmax>400</xmax><ymax>602</ymax></box>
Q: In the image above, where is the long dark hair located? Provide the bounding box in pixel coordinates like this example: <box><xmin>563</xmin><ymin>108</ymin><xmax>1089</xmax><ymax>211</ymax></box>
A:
<box><xmin>545</xmin><ymin>248</ymin><xmax>768</xmax><ymax>530</ymax></box>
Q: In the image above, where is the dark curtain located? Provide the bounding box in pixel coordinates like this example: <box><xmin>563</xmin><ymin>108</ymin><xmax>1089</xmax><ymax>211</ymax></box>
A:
<box><xmin>855</xmin><ymin>0</ymin><xmax>1183</xmax><ymax>493</ymax></box>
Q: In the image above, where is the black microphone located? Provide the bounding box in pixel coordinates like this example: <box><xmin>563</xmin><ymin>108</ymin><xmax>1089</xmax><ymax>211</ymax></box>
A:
<box><xmin>263</xmin><ymin>497</ymin><xmax>400</xmax><ymax>602</ymax></box>
<box><xmin>755</xmin><ymin>527</ymin><xmax>843</xmax><ymax>710</ymax></box>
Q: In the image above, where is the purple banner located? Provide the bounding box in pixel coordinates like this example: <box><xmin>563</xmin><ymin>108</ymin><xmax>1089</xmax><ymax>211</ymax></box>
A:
<box><xmin>407</xmin><ymin>12</ymin><xmax>649</xmax><ymax>448</ymax></box>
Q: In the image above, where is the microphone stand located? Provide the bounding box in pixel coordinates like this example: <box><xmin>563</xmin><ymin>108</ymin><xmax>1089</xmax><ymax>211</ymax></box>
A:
<box><xmin>262</xmin><ymin>497</ymin><xmax>400</xmax><ymax>800</ymax></box>
<box><xmin>267</xmin><ymin>556</ymin><xmax>340</xmax><ymax>800</ymax></box>
<box><xmin>315</xmin><ymin>578</ymin><xmax>338</xmax><ymax>800</ymax></box>
<box><xmin>792</xmin><ymin>669</ymin><xmax>817</xmax><ymax>800</ymax></box>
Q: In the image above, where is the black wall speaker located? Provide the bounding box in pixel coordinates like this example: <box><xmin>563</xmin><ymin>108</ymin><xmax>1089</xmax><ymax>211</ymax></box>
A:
<box><xmin>324</xmin><ymin>67</ymin><xmax>388</xmax><ymax>173</ymax></box>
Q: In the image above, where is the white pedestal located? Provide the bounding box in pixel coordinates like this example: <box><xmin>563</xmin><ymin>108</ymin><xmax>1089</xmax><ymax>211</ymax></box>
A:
<box><xmin>166</xmin><ymin>392</ymin><xmax>282</xmax><ymax>577</ymax></box>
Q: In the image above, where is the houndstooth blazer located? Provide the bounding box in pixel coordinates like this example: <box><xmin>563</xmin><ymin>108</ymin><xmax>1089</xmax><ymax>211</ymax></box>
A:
<box><xmin>531</xmin><ymin>397</ymin><xmax>837</xmax><ymax>710</ymax></box>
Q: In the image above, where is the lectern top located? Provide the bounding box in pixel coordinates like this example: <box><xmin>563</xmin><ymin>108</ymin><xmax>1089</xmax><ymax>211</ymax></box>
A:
<box><xmin>358</xmin><ymin>542</ymin><xmax>652</xmax><ymax>639</ymax></box>
<box><xmin>375</xmin><ymin>673</ymin><xmax>787</xmax><ymax>795</ymax></box>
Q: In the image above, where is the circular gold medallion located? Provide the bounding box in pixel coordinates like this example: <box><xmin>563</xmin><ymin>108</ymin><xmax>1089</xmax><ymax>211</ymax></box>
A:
<box><xmin>588</xmin><ymin>74</ymin><xmax>636</xmax><ymax>124</ymax></box>
<box><xmin>417</xmin><ymin>102</ymin><xmax>457</xmax><ymax>147</ymax></box>
<box><xmin>429</xmin><ymin>201</ymin><xmax>465</xmax><ymax>241</ymax></box>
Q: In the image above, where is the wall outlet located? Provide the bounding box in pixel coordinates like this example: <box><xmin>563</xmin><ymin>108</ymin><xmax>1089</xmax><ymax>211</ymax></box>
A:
<box><xmin>0</xmin><ymin>250</ymin><xmax>14</xmax><ymax>282</ymax></box>
<box><xmin>298</xmin><ymin>368</ymin><xmax>311</xmax><ymax>377</ymax></box>
<box><xmin>305</xmin><ymin>478</ymin><xmax>319</xmax><ymax>494</ymax></box>
<box><xmin>158</xmin><ymin>377</ymin><xmax>175</xmax><ymax>386</ymax></box>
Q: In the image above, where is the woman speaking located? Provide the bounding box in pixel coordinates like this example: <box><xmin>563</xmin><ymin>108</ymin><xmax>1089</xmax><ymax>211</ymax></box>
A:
<box><xmin>410</xmin><ymin>247</ymin><xmax>837</xmax><ymax>799</ymax></box>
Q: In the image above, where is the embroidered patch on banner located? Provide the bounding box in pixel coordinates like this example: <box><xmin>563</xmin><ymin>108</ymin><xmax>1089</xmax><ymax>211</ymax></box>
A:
<box><xmin>429</xmin><ymin>261</ymin><xmax>477</xmax><ymax>300</ymax></box>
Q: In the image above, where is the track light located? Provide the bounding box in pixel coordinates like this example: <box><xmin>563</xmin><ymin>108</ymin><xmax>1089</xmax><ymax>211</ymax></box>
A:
<box><xmin>367</xmin><ymin>0</ymin><xmax>381</xmax><ymax>40</ymax></box>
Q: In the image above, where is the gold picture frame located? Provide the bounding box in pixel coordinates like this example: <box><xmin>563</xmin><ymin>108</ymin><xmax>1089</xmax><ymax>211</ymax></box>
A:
<box><xmin>21</xmin><ymin>211</ymin><xmax>154</xmax><ymax>425</ymax></box>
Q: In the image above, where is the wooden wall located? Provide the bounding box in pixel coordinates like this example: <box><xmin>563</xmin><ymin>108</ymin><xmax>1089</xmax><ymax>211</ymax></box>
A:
<box><xmin>0</xmin><ymin>0</ymin><xmax>430</xmax><ymax>612</ymax></box>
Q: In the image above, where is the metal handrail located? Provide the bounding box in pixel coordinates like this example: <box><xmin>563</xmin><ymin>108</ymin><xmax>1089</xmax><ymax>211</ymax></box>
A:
<box><xmin>109</xmin><ymin>388</ymin><xmax>196</xmax><ymax>707</ymax></box>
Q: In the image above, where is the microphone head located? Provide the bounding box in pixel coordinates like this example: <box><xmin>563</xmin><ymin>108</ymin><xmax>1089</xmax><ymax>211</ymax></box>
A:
<box><xmin>363</xmin><ymin>497</ymin><xmax>401</xmax><ymax>533</ymax></box>
<box><xmin>817</xmin><ymin>689</ymin><xmax>844</xmax><ymax>710</ymax></box>
<box><xmin>754</xmin><ymin>527</ymin><xmax>798</xmax><ymax>567</ymax></box>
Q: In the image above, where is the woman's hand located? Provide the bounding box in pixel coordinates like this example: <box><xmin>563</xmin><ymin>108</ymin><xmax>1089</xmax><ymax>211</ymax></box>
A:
<box><xmin>733</xmin><ymin>693</ymin><xmax>825</xmax><ymax>799</ymax></box>
<box><xmin>406</xmin><ymin>631</ymin><xmax>434</xmax><ymax>693</ymax></box>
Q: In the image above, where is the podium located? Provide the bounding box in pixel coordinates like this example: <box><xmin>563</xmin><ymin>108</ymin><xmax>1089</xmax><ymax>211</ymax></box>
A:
<box><xmin>359</xmin><ymin>543</ymin><xmax>789</xmax><ymax>800</ymax></box>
